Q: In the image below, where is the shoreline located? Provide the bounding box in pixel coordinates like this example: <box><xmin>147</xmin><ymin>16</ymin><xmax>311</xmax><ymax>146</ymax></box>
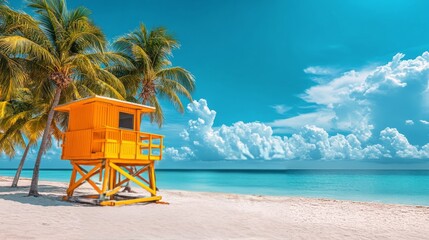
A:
<box><xmin>1</xmin><ymin>177</ymin><xmax>429</xmax><ymax>239</ymax></box>
<box><xmin>2</xmin><ymin>175</ymin><xmax>428</xmax><ymax>208</ymax></box>
<box><xmin>1</xmin><ymin>175</ymin><xmax>429</xmax><ymax>208</ymax></box>
<box><xmin>2</xmin><ymin>169</ymin><xmax>429</xmax><ymax>206</ymax></box>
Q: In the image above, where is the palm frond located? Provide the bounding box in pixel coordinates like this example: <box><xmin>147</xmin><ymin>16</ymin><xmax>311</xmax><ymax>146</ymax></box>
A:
<box><xmin>0</xmin><ymin>5</ymin><xmax>54</xmax><ymax>51</ymax></box>
<box><xmin>64</xmin><ymin>19</ymin><xmax>105</xmax><ymax>53</ymax></box>
<box><xmin>157</xmin><ymin>66</ymin><xmax>195</xmax><ymax>92</ymax></box>
<box><xmin>0</xmin><ymin>53</ymin><xmax>27</xmax><ymax>100</ymax></box>
<box><xmin>27</xmin><ymin>0</ymin><xmax>67</xmax><ymax>49</ymax></box>
<box><xmin>157</xmin><ymin>78</ymin><xmax>192</xmax><ymax>101</ymax></box>
<box><xmin>0</xmin><ymin>35</ymin><xmax>58</xmax><ymax>67</ymax></box>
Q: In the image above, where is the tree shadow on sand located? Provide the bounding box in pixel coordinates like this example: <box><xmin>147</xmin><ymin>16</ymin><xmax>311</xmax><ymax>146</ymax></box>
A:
<box><xmin>0</xmin><ymin>185</ymin><xmax>81</xmax><ymax>207</ymax></box>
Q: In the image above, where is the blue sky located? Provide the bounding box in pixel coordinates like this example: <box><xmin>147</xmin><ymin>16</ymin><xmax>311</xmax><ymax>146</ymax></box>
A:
<box><xmin>3</xmin><ymin>0</ymin><xmax>429</xmax><ymax>169</ymax></box>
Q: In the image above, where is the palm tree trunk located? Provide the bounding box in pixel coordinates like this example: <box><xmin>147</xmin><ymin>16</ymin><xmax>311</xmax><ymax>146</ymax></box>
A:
<box><xmin>11</xmin><ymin>143</ymin><xmax>31</xmax><ymax>188</ymax></box>
<box><xmin>28</xmin><ymin>87</ymin><xmax>62</xmax><ymax>197</ymax></box>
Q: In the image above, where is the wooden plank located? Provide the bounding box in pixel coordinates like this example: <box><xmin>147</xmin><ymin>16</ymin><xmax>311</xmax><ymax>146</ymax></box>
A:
<box><xmin>100</xmin><ymin>196</ymin><xmax>162</xmax><ymax>206</ymax></box>
<box><xmin>115</xmin><ymin>165</ymin><xmax>149</xmax><ymax>186</ymax></box>
<box><xmin>67</xmin><ymin>166</ymin><xmax>77</xmax><ymax>197</ymax></box>
<box><xmin>105</xmin><ymin>186</ymin><xmax>122</xmax><ymax>197</ymax></box>
<box><xmin>148</xmin><ymin>162</ymin><xmax>156</xmax><ymax>196</ymax></box>
<box><xmin>114</xmin><ymin>165</ymin><xmax>148</xmax><ymax>187</ymax></box>
<box><xmin>109</xmin><ymin>162</ymin><xmax>156</xmax><ymax>195</ymax></box>
<box><xmin>101</xmin><ymin>161</ymin><xmax>110</xmax><ymax>193</ymax></box>
<box><xmin>73</xmin><ymin>163</ymin><xmax>102</xmax><ymax>194</ymax></box>
<box><xmin>67</xmin><ymin>164</ymin><xmax>101</xmax><ymax>195</ymax></box>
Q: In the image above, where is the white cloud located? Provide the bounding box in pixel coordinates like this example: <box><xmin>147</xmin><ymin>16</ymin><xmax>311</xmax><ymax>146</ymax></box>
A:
<box><xmin>303</xmin><ymin>66</ymin><xmax>342</xmax><ymax>84</ymax></box>
<box><xmin>164</xmin><ymin>147</ymin><xmax>194</xmax><ymax>161</ymax></box>
<box><xmin>405</xmin><ymin>120</ymin><xmax>414</xmax><ymax>125</ymax></box>
<box><xmin>270</xmin><ymin>104</ymin><xmax>291</xmax><ymax>115</ymax></box>
<box><xmin>165</xmin><ymin>99</ymin><xmax>429</xmax><ymax>161</ymax></box>
<box><xmin>276</xmin><ymin>69</ymin><xmax>374</xmax><ymax>140</ymax></box>
<box><xmin>380</xmin><ymin>127</ymin><xmax>419</xmax><ymax>158</ymax></box>
<box><xmin>272</xmin><ymin>52</ymin><xmax>429</xmax><ymax>142</ymax></box>
<box><xmin>167</xmin><ymin>52</ymin><xmax>429</xmax><ymax>162</ymax></box>
<box><xmin>303</xmin><ymin>66</ymin><xmax>335</xmax><ymax>75</ymax></box>
<box><xmin>270</xmin><ymin>109</ymin><xmax>336</xmax><ymax>134</ymax></box>
<box><xmin>302</xmin><ymin>69</ymin><xmax>371</xmax><ymax>105</ymax></box>
<box><xmin>420</xmin><ymin>120</ymin><xmax>429</xmax><ymax>125</ymax></box>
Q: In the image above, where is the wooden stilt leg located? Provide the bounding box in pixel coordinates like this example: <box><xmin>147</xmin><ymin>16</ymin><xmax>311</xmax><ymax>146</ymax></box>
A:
<box><xmin>109</xmin><ymin>167</ymin><xmax>115</xmax><ymax>200</ymax></box>
<box><xmin>67</xmin><ymin>165</ymin><xmax>77</xmax><ymax>197</ymax></box>
<box><xmin>102</xmin><ymin>161</ymin><xmax>111</xmax><ymax>195</ymax></box>
<box><xmin>148</xmin><ymin>162</ymin><xmax>156</xmax><ymax>196</ymax></box>
<box><xmin>99</xmin><ymin>165</ymin><xmax>103</xmax><ymax>182</ymax></box>
<box><xmin>117</xmin><ymin>171</ymin><xmax>121</xmax><ymax>185</ymax></box>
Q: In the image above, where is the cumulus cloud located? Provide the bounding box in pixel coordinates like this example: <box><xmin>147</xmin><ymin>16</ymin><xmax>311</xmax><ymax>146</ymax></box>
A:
<box><xmin>164</xmin><ymin>147</ymin><xmax>194</xmax><ymax>161</ymax></box>
<box><xmin>166</xmin><ymin>52</ymin><xmax>429</xmax><ymax>161</ymax></box>
<box><xmin>164</xmin><ymin>99</ymin><xmax>429</xmax><ymax>161</ymax></box>
<box><xmin>380</xmin><ymin>127</ymin><xmax>429</xmax><ymax>158</ymax></box>
<box><xmin>273</xmin><ymin>52</ymin><xmax>429</xmax><ymax>143</ymax></box>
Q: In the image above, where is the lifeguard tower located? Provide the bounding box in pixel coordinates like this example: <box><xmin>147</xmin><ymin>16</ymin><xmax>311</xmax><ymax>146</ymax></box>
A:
<box><xmin>55</xmin><ymin>95</ymin><xmax>164</xmax><ymax>206</ymax></box>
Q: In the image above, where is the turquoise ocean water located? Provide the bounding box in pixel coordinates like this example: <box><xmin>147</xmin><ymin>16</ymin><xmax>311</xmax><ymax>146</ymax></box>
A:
<box><xmin>1</xmin><ymin>169</ymin><xmax>428</xmax><ymax>206</ymax></box>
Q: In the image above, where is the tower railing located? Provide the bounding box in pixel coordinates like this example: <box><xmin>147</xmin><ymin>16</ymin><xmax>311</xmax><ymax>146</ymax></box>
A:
<box><xmin>62</xmin><ymin>126</ymin><xmax>163</xmax><ymax>161</ymax></box>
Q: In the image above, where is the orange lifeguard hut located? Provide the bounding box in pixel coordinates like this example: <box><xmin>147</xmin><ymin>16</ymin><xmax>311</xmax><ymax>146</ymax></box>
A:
<box><xmin>55</xmin><ymin>95</ymin><xmax>164</xmax><ymax>206</ymax></box>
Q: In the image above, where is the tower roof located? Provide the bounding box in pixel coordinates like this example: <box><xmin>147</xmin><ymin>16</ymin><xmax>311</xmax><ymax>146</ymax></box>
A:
<box><xmin>54</xmin><ymin>95</ymin><xmax>155</xmax><ymax>113</ymax></box>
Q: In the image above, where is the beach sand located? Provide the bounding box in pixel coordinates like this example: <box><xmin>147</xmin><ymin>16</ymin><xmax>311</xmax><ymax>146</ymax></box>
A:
<box><xmin>0</xmin><ymin>176</ymin><xmax>428</xmax><ymax>240</ymax></box>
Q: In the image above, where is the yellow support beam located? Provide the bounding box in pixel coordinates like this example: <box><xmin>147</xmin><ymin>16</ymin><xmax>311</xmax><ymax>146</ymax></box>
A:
<box><xmin>148</xmin><ymin>162</ymin><xmax>156</xmax><ymax>195</ymax></box>
<box><xmin>109</xmin><ymin>162</ymin><xmax>156</xmax><ymax>196</ymax></box>
<box><xmin>105</xmin><ymin>186</ymin><xmax>122</xmax><ymax>197</ymax></box>
<box><xmin>101</xmin><ymin>162</ymin><xmax>110</xmax><ymax>193</ymax></box>
<box><xmin>114</xmin><ymin>165</ymin><xmax>149</xmax><ymax>187</ymax></box>
<box><xmin>100</xmin><ymin>196</ymin><xmax>162</xmax><ymax>206</ymax></box>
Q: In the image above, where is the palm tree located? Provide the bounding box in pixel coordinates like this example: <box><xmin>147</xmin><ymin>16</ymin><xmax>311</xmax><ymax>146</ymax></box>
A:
<box><xmin>0</xmin><ymin>90</ymin><xmax>47</xmax><ymax>187</ymax></box>
<box><xmin>113</xmin><ymin>24</ymin><xmax>195</xmax><ymax>126</ymax></box>
<box><xmin>0</xmin><ymin>2</ymin><xmax>36</xmax><ymax>186</ymax></box>
<box><xmin>0</xmin><ymin>98</ymin><xmax>26</xmax><ymax>165</ymax></box>
<box><xmin>0</xmin><ymin>0</ymin><xmax>128</xmax><ymax>196</ymax></box>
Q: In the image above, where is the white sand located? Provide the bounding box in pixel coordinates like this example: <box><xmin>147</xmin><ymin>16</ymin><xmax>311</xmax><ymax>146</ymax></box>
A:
<box><xmin>1</xmin><ymin>176</ymin><xmax>428</xmax><ymax>240</ymax></box>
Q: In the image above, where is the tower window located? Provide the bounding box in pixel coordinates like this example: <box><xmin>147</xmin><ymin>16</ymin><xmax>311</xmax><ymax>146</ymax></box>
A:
<box><xmin>119</xmin><ymin>112</ymin><xmax>134</xmax><ymax>130</ymax></box>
